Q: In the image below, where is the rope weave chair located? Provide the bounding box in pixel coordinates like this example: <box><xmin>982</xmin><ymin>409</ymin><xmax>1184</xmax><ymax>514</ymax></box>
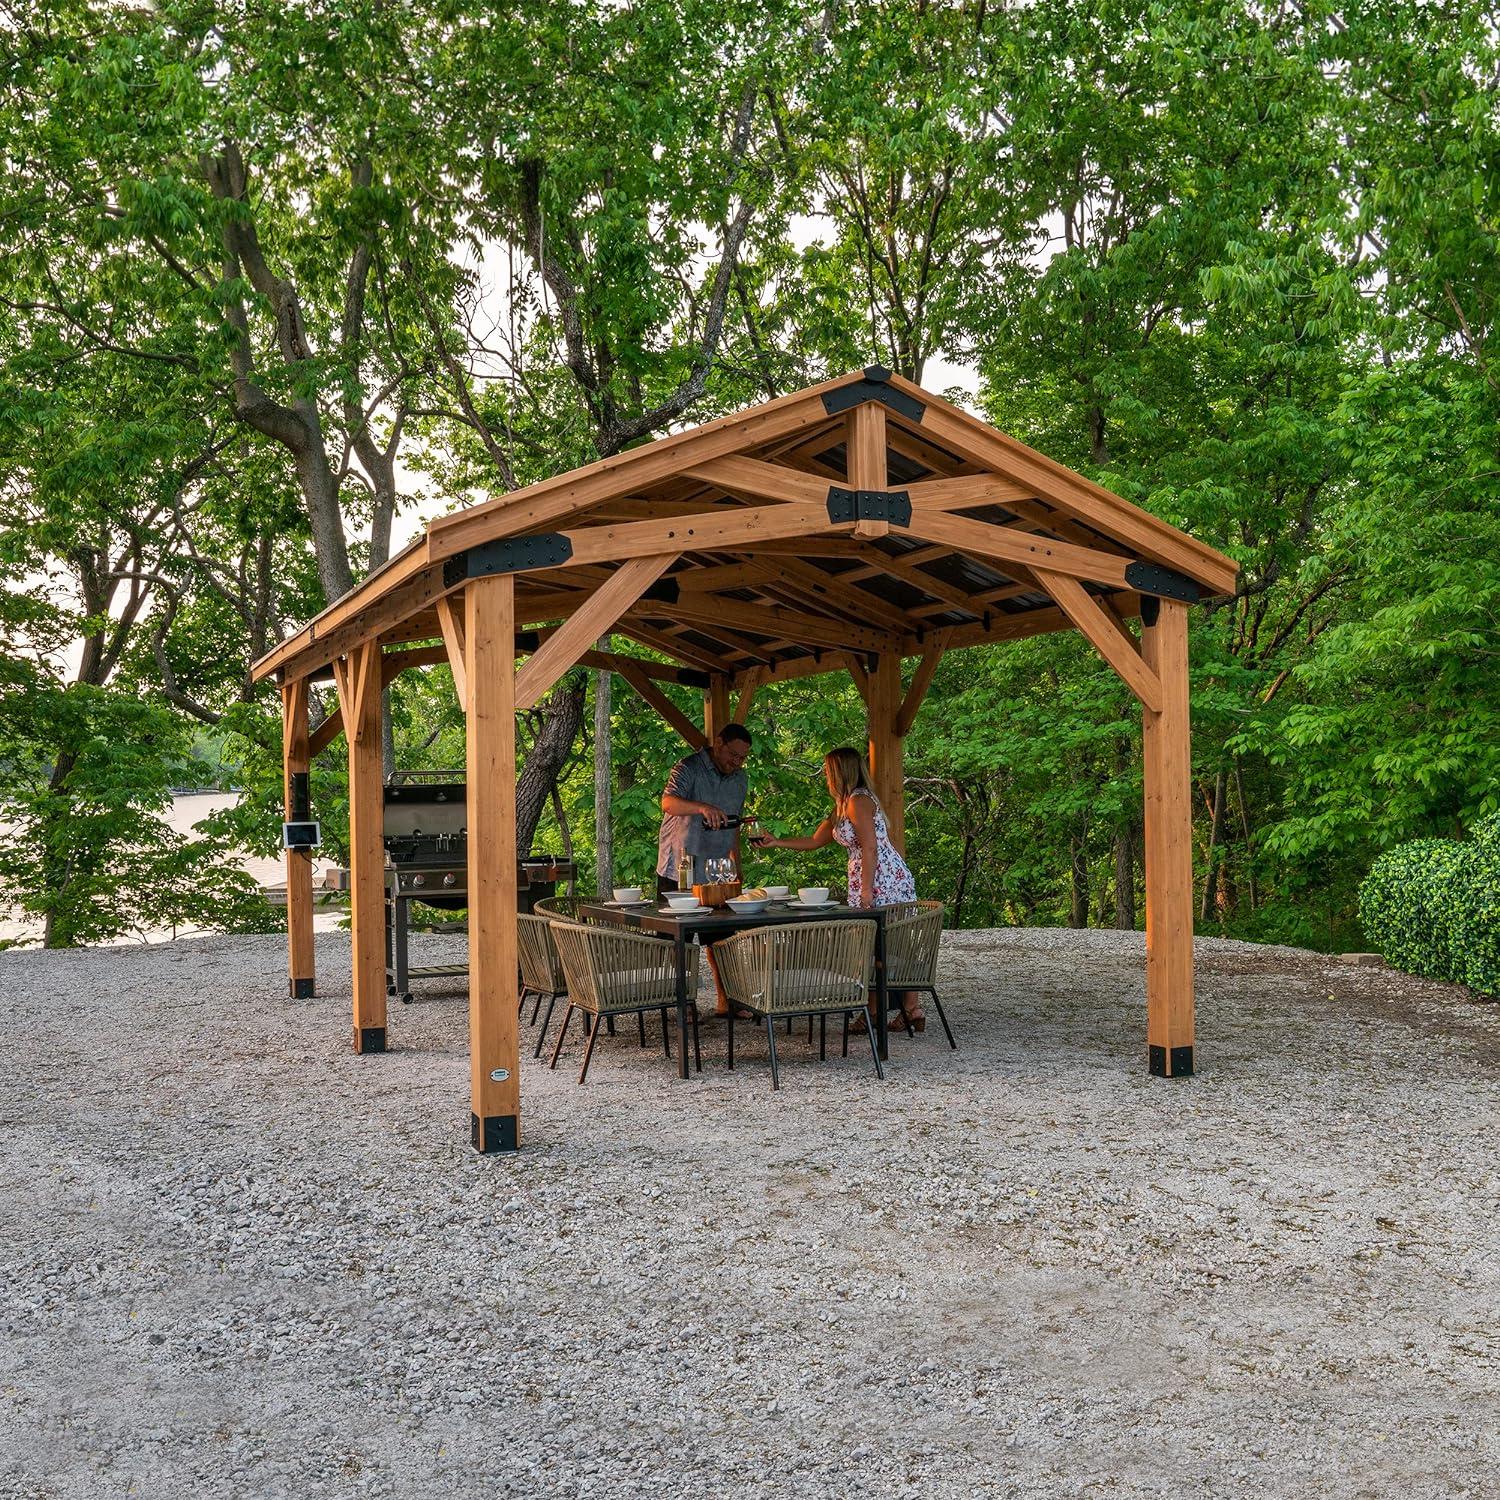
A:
<box><xmin>881</xmin><ymin>900</ymin><xmax>956</xmax><ymax>1049</ymax></box>
<box><xmin>713</xmin><ymin>920</ymin><xmax>881</xmax><ymax>1090</ymax></box>
<box><xmin>546</xmin><ymin>918</ymin><xmax>700</xmax><ymax>1083</ymax></box>
<box><xmin>516</xmin><ymin>913</ymin><xmax>569</xmax><ymax>1057</ymax></box>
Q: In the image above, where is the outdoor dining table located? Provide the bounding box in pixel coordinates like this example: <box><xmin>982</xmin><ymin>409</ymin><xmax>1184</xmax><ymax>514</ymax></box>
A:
<box><xmin>575</xmin><ymin>899</ymin><xmax>892</xmax><ymax>1079</ymax></box>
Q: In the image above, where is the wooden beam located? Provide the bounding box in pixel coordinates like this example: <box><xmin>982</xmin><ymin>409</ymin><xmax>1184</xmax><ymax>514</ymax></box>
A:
<box><xmin>514</xmin><ymin>554</ymin><xmax>676</xmax><ymax>712</ymax></box>
<box><xmin>895</xmin><ymin>636</ymin><xmax>948</xmax><ymax>738</ymax></box>
<box><xmin>705</xmin><ymin>674</ymin><xmax>733</xmax><ymax>740</ymax></box>
<box><xmin>847</xmin><ymin>655</ymin><xmax>871</xmax><ymax>706</ymax></box>
<box><xmin>887</xmin><ymin>378</ymin><xmax>1240</xmax><ymax>596</ymax></box>
<box><xmin>664</xmin><ymin>593</ymin><xmax>899</xmax><ymax>655</ymax></box>
<box><xmin>681</xmin><ymin>455</ymin><xmax>831</xmax><ymax>505</ymax></box>
<box><xmin>335</xmin><ymin>642</ymin><xmax>386</xmax><ymax>1054</ymax></box>
<box><xmin>866</xmin><ymin>655</ymin><xmax>904</xmax><ymax>851</ymax></box>
<box><xmin>1033</xmin><ymin>568</ymin><xmax>1163</xmax><ymax>714</ymax></box>
<box><xmin>618</xmin><ymin>621</ymin><xmax>735</xmax><ymax>673</ymax></box>
<box><xmin>1140</xmin><ymin>600</ymin><xmax>1196</xmax><ymax>1076</ymax></box>
<box><xmin>902</xmin><ymin>475</ymin><xmax>1036</xmax><ymax>511</ymax></box>
<box><xmin>308</xmin><ymin>705</ymin><xmax>344</xmax><ymax>757</ymax></box>
<box><xmin>734</xmin><ymin>666</ymin><xmax>766</xmax><ymax>723</ymax></box>
<box><xmin>561</xmin><ymin>501</ymin><xmax>838</xmax><ymax>568</ymax></box>
<box><xmin>426</xmin><ymin>375</ymin><xmax>861</xmax><ymax>560</ymax></box>
<box><xmin>904</xmin><ymin>510</ymin><xmax>1133</xmax><ymax>590</ymax></box>
<box><xmin>381</xmin><ymin>644</ymin><xmax>450</xmax><ymax>686</ymax></box>
<box><xmin>435</xmin><ymin>594</ymin><xmax>467</xmax><ymax>707</ymax></box>
<box><xmin>466</xmin><ymin>572</ymin><xmax>522</xmax><ymax>1151</ymax></box>
<box><xmin>280</xmin><ymin>677</ymin><xmax>316</xmax><ymax>1001</ymax></box>
<box><xmin>619</xmin><ymin>664</ymin><xmax>708</xmax><ymax>749</ymax></box>
<box><xmin>846</xmin><ymin>402</ymin><xmax>888</xmax><ymax>540</ymax></box>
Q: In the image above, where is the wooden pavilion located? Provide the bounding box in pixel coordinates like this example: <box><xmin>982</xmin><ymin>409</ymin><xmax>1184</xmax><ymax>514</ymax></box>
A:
<box><xmin>250</xmin><ymin>368</ymin><xmax>1238</xmax><ymax>1153</ymax></box>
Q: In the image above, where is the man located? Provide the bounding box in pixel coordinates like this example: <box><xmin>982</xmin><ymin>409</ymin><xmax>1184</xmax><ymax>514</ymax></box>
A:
<box><xmin>657</xmin><ymin>723</ymin><xmax>752</xmax><ymax>896</ymax></box>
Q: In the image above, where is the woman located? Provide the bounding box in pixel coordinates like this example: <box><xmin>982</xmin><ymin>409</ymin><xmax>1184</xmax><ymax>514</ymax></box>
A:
<box><xmin>752</xmin><ymin>747</ymin><xmax>924</xmax><ymax>1030</ymax></box>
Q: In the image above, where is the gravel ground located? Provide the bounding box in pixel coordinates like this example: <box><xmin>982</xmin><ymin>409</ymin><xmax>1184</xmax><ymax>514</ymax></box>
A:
<box><xmin>2</xmin><ymin>927</ymin><xmax>1497</xmax><ymax>1500</ymax></box>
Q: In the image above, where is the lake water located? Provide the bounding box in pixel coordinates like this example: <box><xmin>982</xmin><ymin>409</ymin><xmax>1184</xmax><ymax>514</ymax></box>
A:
<box><xmin>0</xmin><ymin>791</ymin><xmax>344</xmax><ymax>948</ymax></box>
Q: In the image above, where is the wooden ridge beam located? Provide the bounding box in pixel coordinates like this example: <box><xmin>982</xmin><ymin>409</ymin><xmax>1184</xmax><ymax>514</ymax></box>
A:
<box><xmin>515</xmin><ymin>555</ymin><xmax>677</xmax><ymax>712</ymax></box>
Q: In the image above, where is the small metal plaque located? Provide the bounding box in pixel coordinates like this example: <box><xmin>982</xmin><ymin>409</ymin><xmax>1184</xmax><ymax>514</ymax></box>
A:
<box><xmin>489</xmin><ymin>1068</ymin><xmax>511</xmax><ymax>1083</ymax></box>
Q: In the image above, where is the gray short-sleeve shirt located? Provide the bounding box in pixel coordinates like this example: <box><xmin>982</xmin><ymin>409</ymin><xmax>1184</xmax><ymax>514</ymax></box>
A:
<box><xmin>657</xmin><ymin>747</ymin><xmax>747</xmax><ymax>878</ymax></box>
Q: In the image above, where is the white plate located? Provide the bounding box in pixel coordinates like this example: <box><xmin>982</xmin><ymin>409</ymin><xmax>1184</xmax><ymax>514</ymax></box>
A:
<box><xmin>603</xmin><ymin>898</ymin><xmax>653</xmax><ymax>906</ymax></box>
<box><xmin>786</xmin><ymin>898</ymin><xmax>837</xmax><ymax>909</ymax></box>
<box><xmin>662</xmin><ymin>903</ymin><xmax>709</xmax><ymax>916</ymax></box>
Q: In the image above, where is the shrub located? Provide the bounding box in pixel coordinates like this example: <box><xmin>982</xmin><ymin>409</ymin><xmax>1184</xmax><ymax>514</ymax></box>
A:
<box><xmin>1359</xmin><ymin>814</ymin><xmax>1500</xmax><ymax>996</ymax></box>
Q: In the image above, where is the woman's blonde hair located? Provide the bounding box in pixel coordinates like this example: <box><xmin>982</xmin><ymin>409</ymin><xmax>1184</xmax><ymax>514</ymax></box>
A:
<box><xmin>824</xmin><ymin>746</ymin><xmax>878</xmax><ymax>810</ymax></box>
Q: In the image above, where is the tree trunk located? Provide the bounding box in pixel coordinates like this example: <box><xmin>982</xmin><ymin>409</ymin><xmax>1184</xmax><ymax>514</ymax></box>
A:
<box><xmin>1233</xmin><ymin>758</ymin><xmax>1258</xmax><ymax>911</ymax></box>
<box><xmin>1069</xmin><ymin>833</ymin><xmax>1089</xmax><ymax>928</ymax></box>
<box><xmin>514</xmin><ymin>674</ymin><xmax>586</xmax><ymax>856</ymax></box>
<box><xmin>1113</xmin><ymin>824</ymin><xmax>1136</xmax><ymax>929</ymax></box>
<box><xmin>1201</xmin><ymin>770</ymin><xmax>1227</xmax><ymax>921</ymax></box>
<box><xmin>593</xmin><ymin>639</ymin><xmax>613</xmax><ymax>898</ymax></box>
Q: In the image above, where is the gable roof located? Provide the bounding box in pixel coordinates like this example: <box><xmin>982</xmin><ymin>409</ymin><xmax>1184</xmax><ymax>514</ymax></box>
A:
<box><xmin>251</xmin><ymin>368</ymin><xmax>1237</xmax><ymax>688</ymax></box>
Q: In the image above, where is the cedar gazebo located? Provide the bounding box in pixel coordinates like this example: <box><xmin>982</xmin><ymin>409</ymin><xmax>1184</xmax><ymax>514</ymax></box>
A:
<box><xmin>250</xmin><ymin>369</ymin><xmax>1238</xmax><ymax>1153</ymax></box>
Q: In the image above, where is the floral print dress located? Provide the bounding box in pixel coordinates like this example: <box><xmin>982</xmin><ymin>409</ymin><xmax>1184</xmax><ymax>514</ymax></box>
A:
<box><xmin>833</xmin><ymin>788</ymin><xmax>917</xmax><ymax>908</ymax></box>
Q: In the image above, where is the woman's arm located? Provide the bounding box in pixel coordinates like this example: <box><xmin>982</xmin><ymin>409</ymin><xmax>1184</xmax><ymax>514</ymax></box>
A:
<box><xmin>847</xmin><ymin>795</ymin><xmax>877</xmax><ymax>905</ymax></box>
<box><xmin>756</xmin><ymin>817</ymin><xmax>835</xmax><ymax>852</ymax></box>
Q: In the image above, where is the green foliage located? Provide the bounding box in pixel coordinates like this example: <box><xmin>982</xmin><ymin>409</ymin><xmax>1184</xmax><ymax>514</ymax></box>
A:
<box><xmin>1359</xmin><ymin>816</ymin><xmax>1500</xmax><ymax>996</ymax></box>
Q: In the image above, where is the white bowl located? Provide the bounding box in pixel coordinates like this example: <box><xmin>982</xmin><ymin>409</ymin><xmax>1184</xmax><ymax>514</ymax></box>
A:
<box><xmin>797</xmin><ymin>887</ymin><xmax>830</xmax><ymax>905</ymax></box>
<box><xmin>612</xmin><ymin>886</ymin><xmax>644</xmax><ymax>904</ymax></box>
<box><xmin>665</xmin><ymin>893</ymin><xmax>699</xmax><ymax>910</ymax></box>
<box><xmin>726</xmin><ymin>897</ymin><xmax>769</xmax><ymax>914</ymax></box>
<box><xmin>763</xmin><ymin>886</ymin><xmax>790</xmax><ymax>900</ymax></box>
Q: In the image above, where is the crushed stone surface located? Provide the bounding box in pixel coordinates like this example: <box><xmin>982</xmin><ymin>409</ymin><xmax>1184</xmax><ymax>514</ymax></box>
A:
<box><xmin>2</xmin><ymin>927</ymin><xmax>1497</xmax><ymax>1499</ymax></box>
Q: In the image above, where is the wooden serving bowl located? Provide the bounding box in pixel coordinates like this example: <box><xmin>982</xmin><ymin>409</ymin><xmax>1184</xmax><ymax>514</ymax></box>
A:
<box><xmin>691</xmin><ymin>881</ymin><xmax>742</xmax><ymax>909</ymax></box>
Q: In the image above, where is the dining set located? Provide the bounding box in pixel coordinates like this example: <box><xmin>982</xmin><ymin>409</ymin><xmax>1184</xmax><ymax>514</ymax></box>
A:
<box><xmin>515</xmin><ymin>888</ymin><xmax>954</xmax><ymax>1091</ymax></box>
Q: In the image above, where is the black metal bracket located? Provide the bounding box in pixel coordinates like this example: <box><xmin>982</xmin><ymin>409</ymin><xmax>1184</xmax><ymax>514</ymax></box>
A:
<box><xmin>472</xmin><ymin>1113</ymin><xmax>519</xmax><ymax>1153</ymax></box>
<box><xmin>290</xmin><ymin>978</ymin><xmax>315</xmax><ymax>1000</ymax></box>
<box><xmin>1126</xmin><ymin>561</ymin><xmax>1200</xmax><ymax>605</ymax></box>
<box><xmin>356</xmin><ymin>1027</ymin><xmax>387</xmax><ymax>1055</ymax></box>
<box><xmin>1139</xmin><ymin>597</ymin><xmax>1160</xmax><ymax>628</ymax></box>
<box><xmin>290</xmin><ymin>771</ymin><xmax>310</xmax><ymax>823</ymax></box>
<box><xmin>677</xmin><ymin>668</ymin><xmax>712</xmax><ymax>690</ymax></box>
<box><xmin>515</xmin><ymin>630</ymin><xmax>541</xmax><ymax>653</ymax></box>
<box><xmin>821</xmin><ymin>366</ymin><xmax>927</xmax><ymax>423</ymax></box>
<box><xmin>444</xmin><ymin>533</ymin><xmax>573</xmax><ymax>587</ymax></box>
<box><xmin>826</xmin><ymin>487</ymin><xmax>913</xmax><ymax>527</ymax></box>
<box><xmin>1149</xmin><ymin>1044</ymin><xmax>1194</xmax><ymax>1078</ymax></box>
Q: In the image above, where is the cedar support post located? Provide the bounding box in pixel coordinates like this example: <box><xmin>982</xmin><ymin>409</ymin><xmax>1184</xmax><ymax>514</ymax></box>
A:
<box><xmin>466</xmin><ymin>574</ymin><xmax>522</xmax><ymax>1152</ymax></box>
<box><xmin>704</xmin><ymin>674</ymin><xmax>732</xmax><ymax>741</ymax></box>
<box><xmin>335</xmin><ymin>643</ymin><xmax>386</xmax><ymax>1053</ymax></box>
<box><xmin>1140</xmin><ymin>599</ymin><xmax>1195</xmax><ymax>1076</ymax></box>
<box><xmin>281</xmin><ymin>678</ymin><xmax>316</xmax><ymax>999</ymax></box>
<box><xmin>866</xmin><ymin>654</ymin><xmax>905</xmax><ymax>852</ymax></box>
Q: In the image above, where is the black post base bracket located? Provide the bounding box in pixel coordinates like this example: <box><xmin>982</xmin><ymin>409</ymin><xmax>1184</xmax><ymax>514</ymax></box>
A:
<box><xmin>354</xmin><ymin>1026</ymin><xmax>387</xmax><ymax>1055</ymax></box>
<box><xmin>1149</xmin><ymin>1044</ymin><xmax>1194</xmax><ymax>1078</ymax></box>
<box><xmin>290</xmin><ymin>977</ymin><xmax>315</xmax><ymax>999</ymax></box>
<box><xmin>472</xmin><ymin>1113</ymin><xmax>519</xmax><ymax>1153</ymax></box>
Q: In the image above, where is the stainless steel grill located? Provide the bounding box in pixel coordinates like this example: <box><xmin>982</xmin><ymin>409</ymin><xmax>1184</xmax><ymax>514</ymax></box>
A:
<box><xmin>382</xmin><ymin>771</ymin><xmax>575</xmax><ymax>1004</ymax></box>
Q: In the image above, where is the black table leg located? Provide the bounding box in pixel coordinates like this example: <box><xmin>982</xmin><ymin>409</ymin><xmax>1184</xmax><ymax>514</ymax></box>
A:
<box><xmin>874</xmin><ymin>915</ymin><xmax>889</xmax><ymax>1062</ymax></box>
<box><xmin>674</xmin><ymin>929</ymin><xmax>690</xmax><ymax>1081</ymax></box>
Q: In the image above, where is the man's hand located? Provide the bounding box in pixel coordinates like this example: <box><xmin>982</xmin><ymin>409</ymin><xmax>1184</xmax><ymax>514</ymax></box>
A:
<box><xmin>698</xmin><ymin>803</ymin><xmax>728</xmax><ymax>830</ymax></box>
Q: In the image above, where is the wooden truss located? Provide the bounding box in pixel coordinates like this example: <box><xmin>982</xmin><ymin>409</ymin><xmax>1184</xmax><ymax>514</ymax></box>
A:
<box><xmin>253</xmin><ymin>368</ymin><xmax>1235</xmax><ymax>1151</ymax></box>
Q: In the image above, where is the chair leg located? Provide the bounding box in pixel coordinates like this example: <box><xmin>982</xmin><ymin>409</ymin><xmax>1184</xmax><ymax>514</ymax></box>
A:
<box><xmin>578</xmin><ymin>1012</ymin><xmax>602</xmax><ymax>1084</ymax></box>
<box><xmin>548</xmin><ymin>1005</ymin><xmax>574</xmax><ymax>1069</ymax></box>
<box><xmin>930</xmin><ymin>988</ymin><xmax>957</xmax><ymax>1050</ymax></box>
<box><xmin>865</xmin><ymin>1008</ymin><xmax>885</xmax><ymax>1081</ymax></box>
<box><xmin>517</xmin><ymin>986</ymin><xmax>530</xmax><ymax>1018</ymax></box>
<box><xmin>532</xmin><ymin>990</ymin><xmax>545</xmax><ymax>1025</ymax></box>
<box><xmin>605</xmin><ymin>1015</ymin><xmax>616</xmax><ymax>1037</ymax></box>
<box><xmin>842</xmin><ymin>1011</ymin><xmax>850</xmax><ymax>1058</ymax></box>
<box><xmin>766</xmin><ymin>1016</ymin><xmax>782</xmax><ymax>1091</ymax></box>
<box><xmin>534</xmin><ymin>994</ymin><xmax>558</xmax><ymax>1059</ymax></box>
<box><xmin>637</xmin><ymin>1009</ymin><xmax>647</xmax><ymax>1049</ymax></box>
<box><xmin>819</xmin><ymin>1012</ymin><xmax>827</xmax><ymax>1061</ymax></box>
<box><xmin>659</xmin><ymin>1008</ymin><xmax>672</xmax><ymax>1060</ymax></box>
<box><xmin>726</xmin><ymin>1011</ymin><xmax>735</xmax><ymax>1071</ymax></box>
<box><xmin>807</xmin><ymin>1014</ymin><xmax>814</xmax><ymax>1044</ymax></box>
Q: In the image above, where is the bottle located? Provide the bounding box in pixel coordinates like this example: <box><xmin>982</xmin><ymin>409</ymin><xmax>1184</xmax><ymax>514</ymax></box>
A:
<box><xmin>677</xmin><ymin>849</ymin><xmax>694</xmax><ymax>890</ymax></box>
<box><xmin>701</xmin><ymin>812</ymin><xmax>756</xmax><ymax>829</ymax></box>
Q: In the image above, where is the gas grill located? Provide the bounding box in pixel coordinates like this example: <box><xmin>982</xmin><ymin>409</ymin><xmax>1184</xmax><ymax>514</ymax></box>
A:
<box><xmin>382</xmin><ymin>770</ymin><xmax>575</xmax><ymax>1004</ymax></box>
